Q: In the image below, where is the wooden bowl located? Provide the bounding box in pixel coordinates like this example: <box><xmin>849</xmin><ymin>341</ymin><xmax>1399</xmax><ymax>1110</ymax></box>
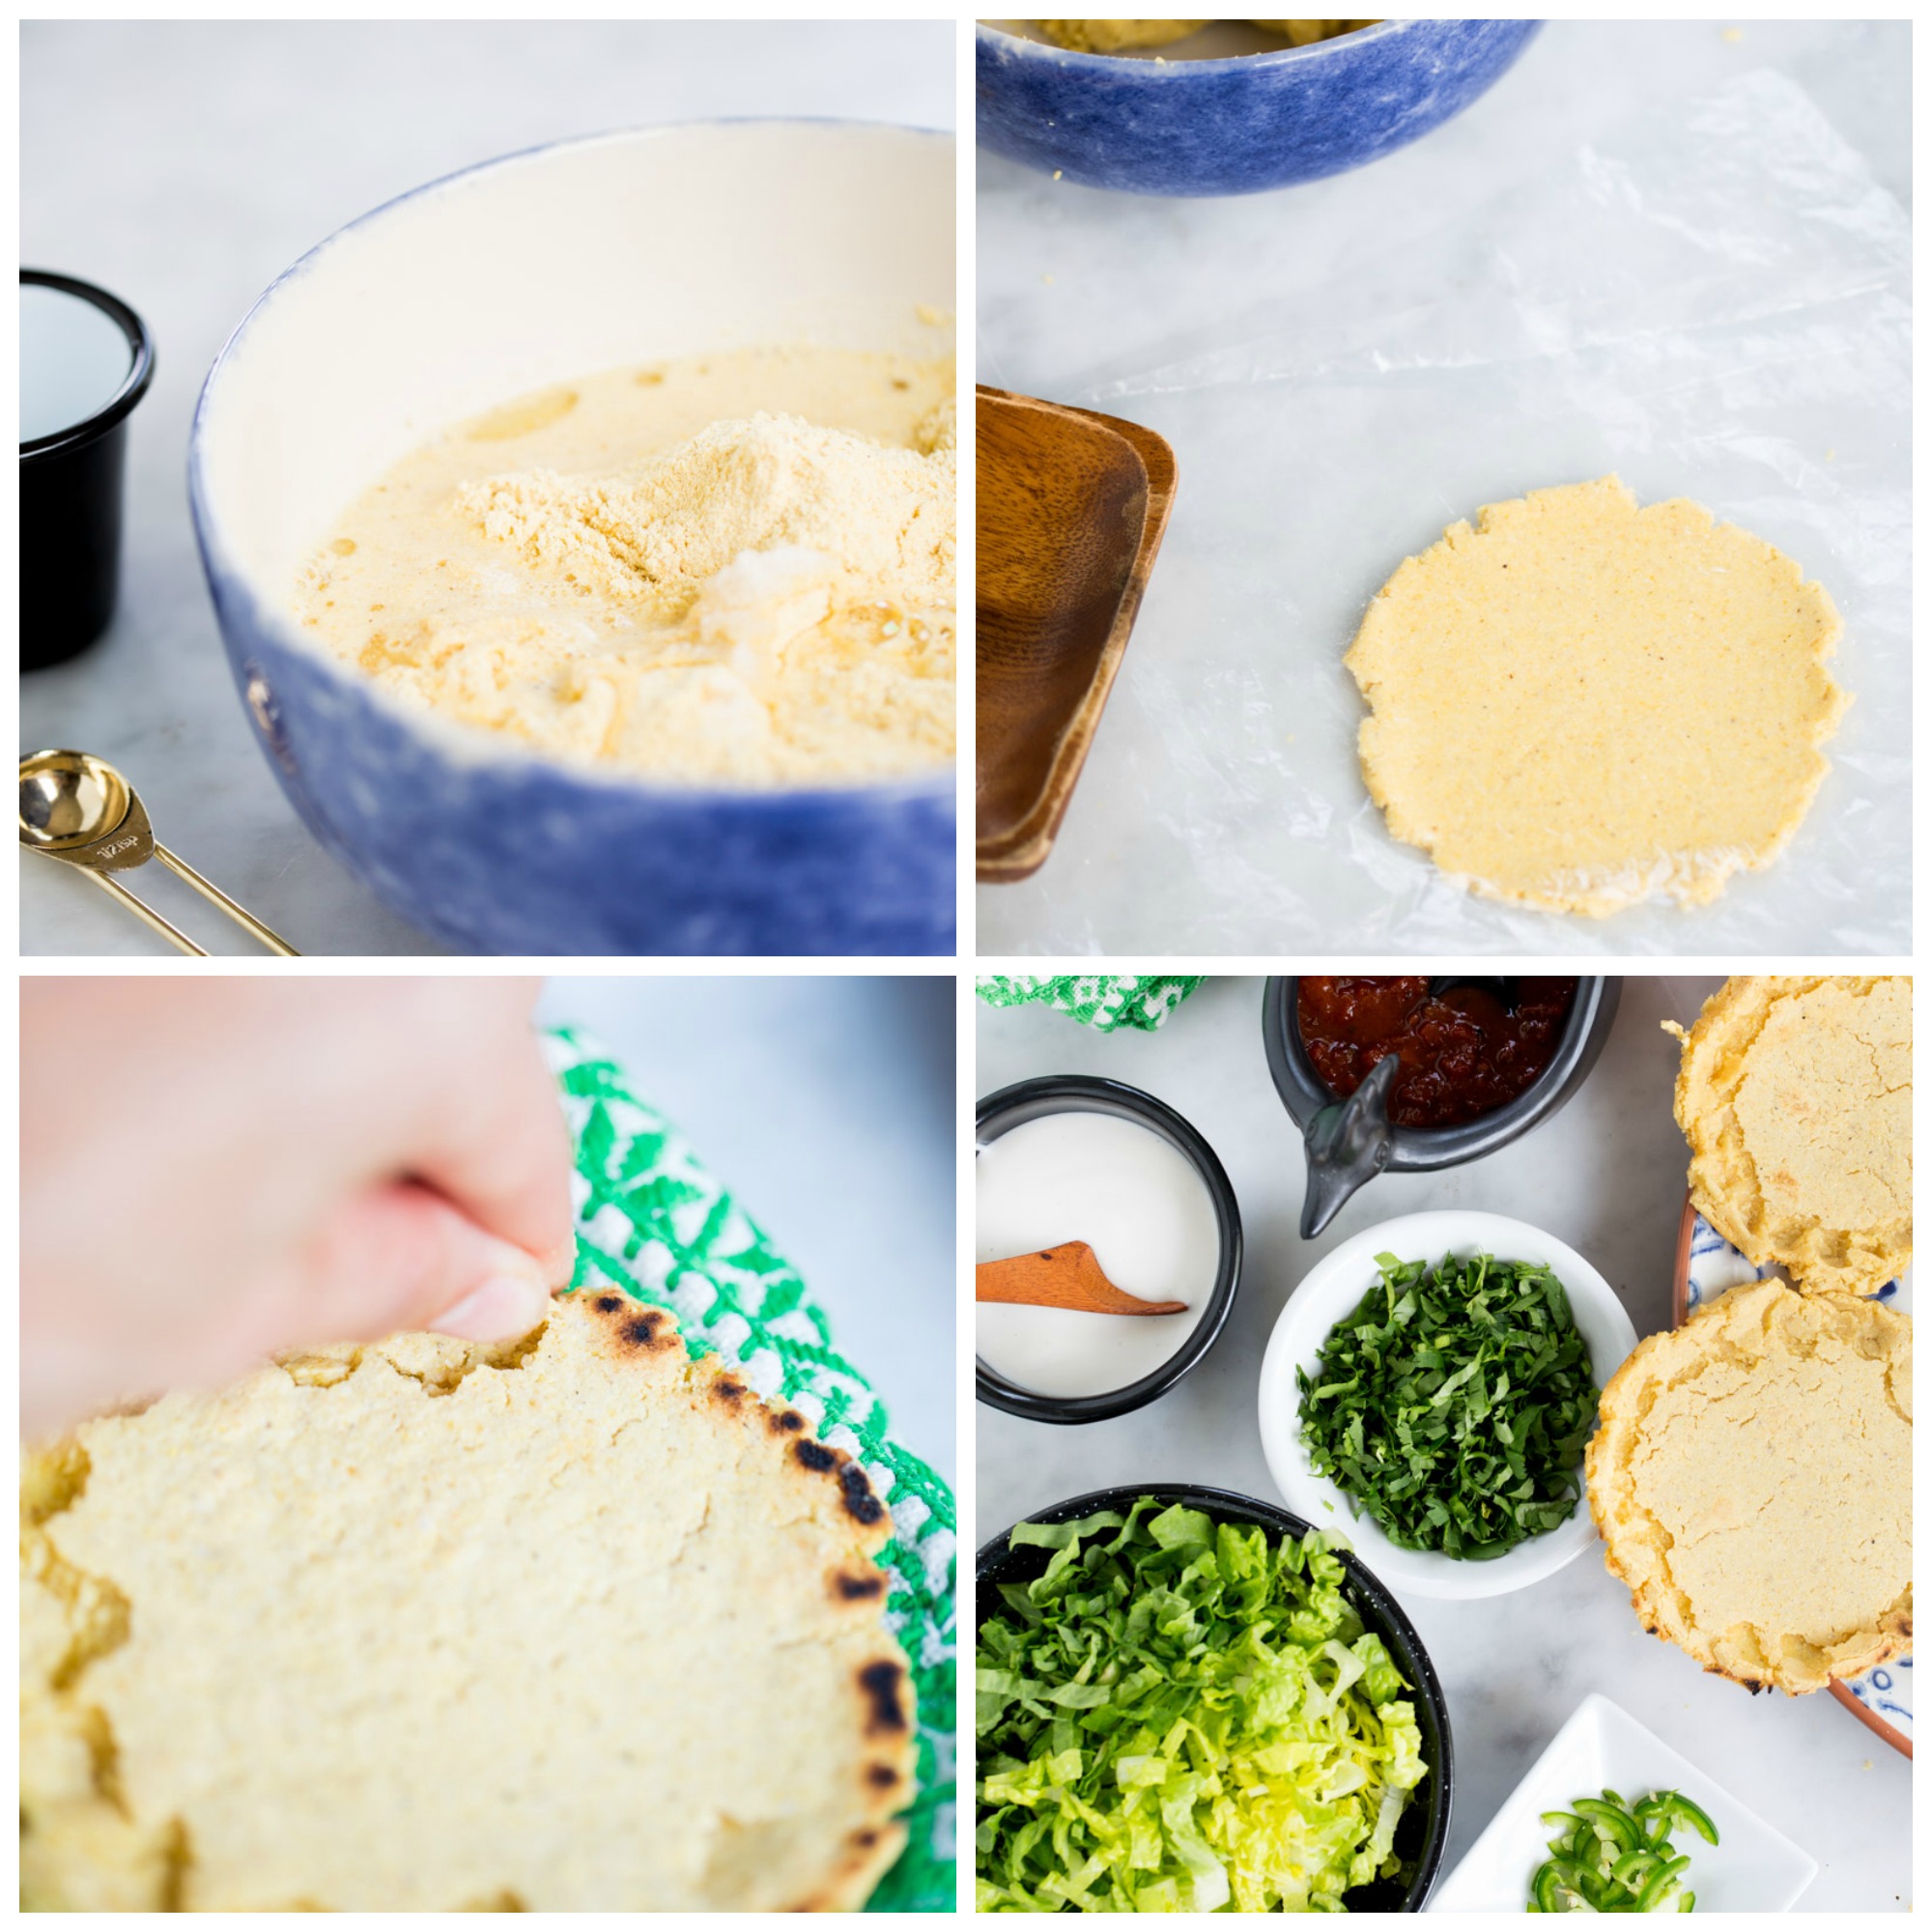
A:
<box><xmin>975</xmin><ymin>384</ymin><xmax>1177</xmax><ymax>882</ymax></box>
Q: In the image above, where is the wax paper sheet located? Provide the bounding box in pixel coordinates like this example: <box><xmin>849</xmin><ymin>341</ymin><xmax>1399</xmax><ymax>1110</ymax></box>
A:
<box><xmin>548</xmin><ymin>1029</ymin><xmax>956</xmax><ymax>1911</ymax></box>
<box><xmin>977</xmin><ymin>65</ymin><xmax>1910</xmax><ymax>954</ymax></box>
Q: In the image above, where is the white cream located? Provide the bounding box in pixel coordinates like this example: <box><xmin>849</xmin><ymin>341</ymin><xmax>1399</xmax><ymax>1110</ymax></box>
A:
<box><xmin>976</xmin><ymin>1109</ymin><xmax>1221</xmax><ymax>1400</ymax></box>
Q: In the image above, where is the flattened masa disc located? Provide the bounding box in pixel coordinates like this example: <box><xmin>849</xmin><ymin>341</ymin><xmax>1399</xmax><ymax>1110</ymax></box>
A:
<box><xmin>1347</xmin><ymin>476</ymin><xmax>1845</xmax><ymax>917</ymax></box>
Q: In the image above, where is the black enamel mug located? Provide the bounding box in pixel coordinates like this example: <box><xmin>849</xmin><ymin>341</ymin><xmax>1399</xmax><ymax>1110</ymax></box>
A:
<box><xmin>21</xmin><ymin>270</ymin><xmax>156</xmax><ymax>668</ymax></box>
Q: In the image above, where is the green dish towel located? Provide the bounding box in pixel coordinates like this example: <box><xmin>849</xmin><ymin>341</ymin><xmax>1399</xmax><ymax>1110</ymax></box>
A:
<box><xmin>977</xmin><ymin>975</ymin><xmax>1203</xmax><ymax>1033</ymax></box>
<box><xmin>546</xmin><ymin>1028</ymin><xmax>956</xmax><ymax>1913</ymax></box>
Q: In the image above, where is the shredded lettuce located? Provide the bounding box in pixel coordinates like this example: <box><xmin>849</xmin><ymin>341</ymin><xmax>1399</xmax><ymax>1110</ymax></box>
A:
<box><xmin>976</xmin><ymin>1498</ymin><xmax>1429</xmax><ymax>1913</ymax></box>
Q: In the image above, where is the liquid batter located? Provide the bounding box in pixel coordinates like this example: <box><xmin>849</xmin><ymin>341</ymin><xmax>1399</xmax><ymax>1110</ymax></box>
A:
<box><xmin>293</xmin><ymin>346</ymin><xmax>955</xmax><ymax>786</ymax></box>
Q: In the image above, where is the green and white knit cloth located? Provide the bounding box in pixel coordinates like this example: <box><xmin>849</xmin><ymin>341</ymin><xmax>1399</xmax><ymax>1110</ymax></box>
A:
<box><xmin>977</xmin><ymin>976</ymin><xmax>1203</xmax><ymax>1033</ymax></box>
<box><xmin>545</xmin><ymin>1028</ymin><xmax>956</xmax><ymax>1913</ymax></box>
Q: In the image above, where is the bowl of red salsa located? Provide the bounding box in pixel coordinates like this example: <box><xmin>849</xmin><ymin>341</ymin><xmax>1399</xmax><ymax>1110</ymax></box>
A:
<box><xmin>1262</xmin><ymin>977</ymin><xmax>1622</xmax><ymax>1234</ymax></box>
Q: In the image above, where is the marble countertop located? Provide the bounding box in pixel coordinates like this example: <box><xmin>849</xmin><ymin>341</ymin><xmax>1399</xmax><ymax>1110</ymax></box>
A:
<box><xmin>976</xmin><ymin>977</ymin><xmax>1910</xmax><ymax>1911</ymax></box>
<box><xmin>20</xmin><ymin>20</ymin><xmax>954</xmax><ymax>956</ymax></box>
<box><xmin>540</xmin><ymin>976</ymin><xmax>954</xmax><ymax>1484</ymax></box>
<box><xmin>976</xmin><ymin>21</ymin><xmax>1911</xmax><ymax>956</ymax></box>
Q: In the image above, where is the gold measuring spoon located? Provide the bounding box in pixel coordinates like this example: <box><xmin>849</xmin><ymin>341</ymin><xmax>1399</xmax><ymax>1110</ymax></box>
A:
<box><xmin>19</xmin><ymin>749</ymin><xmax>299</xmax><ymax>956</ymax></box>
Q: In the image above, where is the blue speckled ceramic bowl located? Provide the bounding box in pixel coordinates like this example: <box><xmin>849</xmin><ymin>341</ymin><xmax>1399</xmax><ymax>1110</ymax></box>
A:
<box><xmin>976</xmin><ymin>18</ymin><xmax>1539</xmax><ymax>198</ymax></box>
<box><xmin>189</xmin><ymin>121</ymin><xmax>955</xmax><ymax>956</ymax></box>
<box><xmin>1676</xmin><ymin>1197</ymin><xmax>1913</xmax><ymax>1759</ymax></box>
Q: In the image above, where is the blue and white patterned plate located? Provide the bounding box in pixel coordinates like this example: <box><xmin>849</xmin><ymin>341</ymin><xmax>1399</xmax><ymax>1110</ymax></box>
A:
<box><xmin>1676</xmin><ymin>1195</ymin><xmax>1912</xmax><ymax>1758</ymax></box>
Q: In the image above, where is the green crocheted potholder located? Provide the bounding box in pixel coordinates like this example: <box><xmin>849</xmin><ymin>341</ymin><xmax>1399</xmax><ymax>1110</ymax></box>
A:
<box><xmin>545</xmin><ymin>1030</ymin><xmax>955</xmax><ymax>1913</ymax></box>
<box><xmin>977</xmin><ymin>975</ymin><xmax>1203</xmax><ymax>1033</ymax></box>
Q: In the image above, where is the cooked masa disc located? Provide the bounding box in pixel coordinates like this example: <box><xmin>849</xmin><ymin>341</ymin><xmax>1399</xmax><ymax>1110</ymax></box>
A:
<box><xmin>1346</xmin><ymin>476</ymin><xmax>1846</xmax><ymax>916</ymax></box>
<box><xmin>20</xmin><ymin>1293</ymin><xmax>914</xmax><ymax>1911</ymax></box>
<box><xmin>1669</xmin><ymin>975</ymin><xmax>1911</xmax><ymax>1296</ymax></box>
<box><xmin>1586</xmin><ymin>1280</ymin><xmax>1911</xmax><ymax>1695</ymax></box>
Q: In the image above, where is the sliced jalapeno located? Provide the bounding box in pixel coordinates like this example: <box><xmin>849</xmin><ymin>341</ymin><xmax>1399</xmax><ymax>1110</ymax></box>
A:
<box><xmin>1667</xmin><ymin>1796</ymin><xmax>1719</xmax><ymax>1846</ymax></box>
<box><xmin>1526</xmin><ymin>1787</ymin><xmax>1719</xmax><ymax>1913</ymax></box>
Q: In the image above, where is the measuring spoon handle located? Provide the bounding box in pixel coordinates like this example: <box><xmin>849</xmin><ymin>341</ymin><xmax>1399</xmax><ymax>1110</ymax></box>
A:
<box><xmin>153</xmin><ymin>843</ymin><xmax>300</xmax><ymax>955</ymax></box>
<box><xmin>81</xmin><ymin>867</ymin><xmax>208</xmax><ymax>956</ymax></box>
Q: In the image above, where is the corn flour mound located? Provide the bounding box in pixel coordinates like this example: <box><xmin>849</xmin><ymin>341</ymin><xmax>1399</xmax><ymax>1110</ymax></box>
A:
<box><xmin>461</xmin><ymin>402</ymin><xmax>954</xmax><ymax>623</ymax></box>
<box><xmin>20</xmin><ymin>1294</ymin><xmax>915</xmax><ymax>1911</ymax></box>
<box><xmin>294</xmin><ymin>349</ymin><xmax>955</xmax><ymax>786</ymax></box>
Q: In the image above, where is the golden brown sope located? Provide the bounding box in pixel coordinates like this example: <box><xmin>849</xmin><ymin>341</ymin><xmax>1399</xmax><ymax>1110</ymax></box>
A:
<box><xmin>1667</xmin><ymin>975</ymin><xmax>1911</xmax><ymax>1297</ymax></box>
<box><xmin>1586</xmin><ymin>1279</ymin><xmax>1911</xmax><ymax>1696</ymax></box>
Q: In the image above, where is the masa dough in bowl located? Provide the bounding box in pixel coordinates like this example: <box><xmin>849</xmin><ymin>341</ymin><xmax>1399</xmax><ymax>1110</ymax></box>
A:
<box><xmin>1586</xmin><ymin>1278</ymin><xmax>1911</xmax><ymax>1695</ymax></box>
<box><xmin>1346</xmin><ymin>476</ymin><xmax>1846</xmax><ymax>917</ymax></box>
<box><xmin>1029</xmin><ymin>20</ymin><xmax>1373</xmax><ymax>51</ymax></box>
<box><xmin>294</xmin><ymin>347</ymin><xmax>956</xmax><ymax>787</ymax></box>
<box><xmin>1668</xmin><ymin>974</ymin><xmax>1911</xmax><ymax>1296</ymax></box>
<box><xmin>19</xmin><ymin>1293</ymin><xmax>915</xmax><ymax>1911</ymax></box>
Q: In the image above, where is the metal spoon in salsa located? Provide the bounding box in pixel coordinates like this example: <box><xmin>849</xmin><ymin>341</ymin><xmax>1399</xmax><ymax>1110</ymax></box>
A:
<box><xmin>1295</xmin><ymin>976</ymin><xmax>1578</xmax><ymax>1130</ymax></box>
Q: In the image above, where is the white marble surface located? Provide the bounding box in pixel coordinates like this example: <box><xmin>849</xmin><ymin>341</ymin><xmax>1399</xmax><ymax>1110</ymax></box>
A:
<box><xmin>20</xmin><ymin>20</ymin><xmax>954</xmax><ymax>956</ymax></box>
<box><xmin>977</xmin><ymin>22</ymin><xmax>1912</xmax><ymax>956</ymax></box>
<box><xmin>539</xmin><ymin>975</ymin><xmax>954</xmax><ymax>1485</ymax></box>
<box><xmin>976</xmin><ymin>977</ymin><xmax>1910</xmax><ymax>1911</ymax></box>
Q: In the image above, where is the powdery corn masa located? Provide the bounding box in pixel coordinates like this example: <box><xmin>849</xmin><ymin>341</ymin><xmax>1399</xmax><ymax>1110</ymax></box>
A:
<box><xmin>20</xmin><ymin>1293</ymin><xmax>915</xmax><ymax>1911</ymax></box>
<box><xmin>294</xmin><ymin>344</ymin><xmax>955</xmax><ymax>787</ymax></box>
<box><xmin>1031</xmin><ymin>20</ymin><xmax>1374</xmax><ymax>52</ymax></box>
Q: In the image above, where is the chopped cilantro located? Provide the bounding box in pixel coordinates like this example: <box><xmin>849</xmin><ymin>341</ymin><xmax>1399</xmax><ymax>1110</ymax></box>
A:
<box><xmin>1296</xmin><ymin>1251</ymin><xmax>1598</xmax><ymax>1560</ymax></box>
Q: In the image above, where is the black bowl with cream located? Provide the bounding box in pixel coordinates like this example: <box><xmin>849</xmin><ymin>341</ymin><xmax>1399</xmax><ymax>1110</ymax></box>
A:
<box><xmin>976</xmin><ymin>1075</ymin><xmax>1241</xmax><ymax>1424</ymax></box>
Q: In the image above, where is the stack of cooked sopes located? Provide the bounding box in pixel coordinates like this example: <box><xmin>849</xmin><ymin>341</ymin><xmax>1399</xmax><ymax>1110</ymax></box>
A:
<box><xmin>1589</xmin><ymin>976</ymin><xmax>1912</xmax><ymax>1696</ymax></box>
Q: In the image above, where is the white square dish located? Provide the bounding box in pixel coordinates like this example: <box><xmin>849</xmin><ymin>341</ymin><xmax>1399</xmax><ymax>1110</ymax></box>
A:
<box><xmin>1428</xmin><ymin>1692</ymin><xmax>1818</xmax><ymax>1913</ymax></box>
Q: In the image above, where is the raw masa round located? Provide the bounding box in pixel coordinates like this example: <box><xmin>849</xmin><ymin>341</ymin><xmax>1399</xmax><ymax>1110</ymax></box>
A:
<box><xmin>1586</xmin><ymin>1279</ymin><xmax>1911</xmax><ymax>1695</ymax></box>
<box><xmin>1668</xmin><ymin>975</ymin><xmax>1911</xmax><ymax>1296</ymax></box>
<box><xmin>1346</xmin><ymin>476</ymin><xmax>1846</xmax><ymax>917</ymax></box>
<box><xmin>19</xmin><ymin>1293</ymin><xmax>915</xmax><ymax>1911</ymax></box>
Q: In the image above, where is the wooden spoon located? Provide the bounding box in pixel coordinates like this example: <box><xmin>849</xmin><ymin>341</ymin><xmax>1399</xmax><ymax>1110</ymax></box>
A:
<box><xmin>976</xmin><ymin>1241</ymin><xmax>1188</xmax><ymax>1316</ymax></box>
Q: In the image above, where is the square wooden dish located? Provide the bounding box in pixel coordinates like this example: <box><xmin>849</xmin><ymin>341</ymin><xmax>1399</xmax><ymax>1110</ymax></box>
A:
<box><xmin>975</xmin><ymin>384</ymin><xmax>1178</xmax><ymax>883</ymax></box>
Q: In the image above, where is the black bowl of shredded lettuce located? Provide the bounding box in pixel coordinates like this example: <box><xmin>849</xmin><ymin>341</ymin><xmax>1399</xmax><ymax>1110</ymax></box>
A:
<box><xmin>976</xmin><ymin>1484</ymin><xmax>1453</xmax><ymax>1913</ymax></box>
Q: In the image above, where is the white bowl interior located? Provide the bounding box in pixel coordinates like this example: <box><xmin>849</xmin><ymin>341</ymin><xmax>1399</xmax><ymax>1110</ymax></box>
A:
<box><xmin>197</xmin><ymin>121</ymin><xmax>955</xmax><ymax>596</ymax></box>
<box><xmin>1257</xmin><ymin>1210</ymin><xmax>1638</xmax><ymax>1602</ymax></box>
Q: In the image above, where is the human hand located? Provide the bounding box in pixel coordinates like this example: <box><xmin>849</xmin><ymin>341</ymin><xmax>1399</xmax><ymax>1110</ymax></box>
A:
<box><xmin>21</xmin><ymin>977</ymin><xmax>576</xmax><ymax>1440</ymax></box>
